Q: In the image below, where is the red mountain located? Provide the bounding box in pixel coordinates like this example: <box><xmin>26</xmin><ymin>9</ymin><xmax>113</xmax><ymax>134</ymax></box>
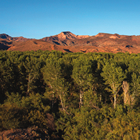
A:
<box><xmin>42</xmin><ymin>31</ymin><xmax>90</xmax><ymax>41</ymax></box>
<box><xmin>1</xmin><ymin>32</ymin><xmax>140</xmax><ymax>53</ymax></box>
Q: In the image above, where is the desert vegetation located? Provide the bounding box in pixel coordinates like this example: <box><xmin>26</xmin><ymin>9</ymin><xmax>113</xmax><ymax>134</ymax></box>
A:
<box><xmin>0</xmin><ymin>50</ymin><xmax>140</xmax><ymax>139</ymax></box>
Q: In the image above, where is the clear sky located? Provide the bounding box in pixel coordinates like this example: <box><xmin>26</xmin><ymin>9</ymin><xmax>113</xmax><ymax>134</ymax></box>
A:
<box><xmin>0</xmin><ymin>0</ymin><xmax>140</xmax><ymax>39</ymax></box>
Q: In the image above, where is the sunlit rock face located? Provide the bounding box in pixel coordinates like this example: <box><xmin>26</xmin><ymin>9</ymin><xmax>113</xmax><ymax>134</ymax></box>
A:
<box><xmin>42</xmin><ymin>31</ymin><xmax>90</xmax><ymax>41</ymax></box>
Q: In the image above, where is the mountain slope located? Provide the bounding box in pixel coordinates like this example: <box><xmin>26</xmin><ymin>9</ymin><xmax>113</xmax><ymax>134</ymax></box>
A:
<box><xmin>1</xmin><ymin>32</ymin><xmax>140</xmax><ymax>53</ymax></box>
<box><xmin>42</xmin><ymin>31</ymin><xmax>90</xmax><ymax>41</ymax></box>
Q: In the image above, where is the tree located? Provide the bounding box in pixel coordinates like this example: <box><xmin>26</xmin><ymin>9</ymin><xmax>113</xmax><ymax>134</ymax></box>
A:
<box><xmin>0</xmin><ymin>58</ymin><xmax>20</xmax><ymax>103</ymax></box>
<box><xmin>21</xmin><ymin>55</ymin><xmax>42</xmax><ymax>95</ymax></box>
<box><xmin>101</xmin><ymin>62</ymin><xmax>125</xmax><ymax>109</ymax></box>
<box><xmin>106</xmin><ymin>109</ymin><xmax>140</xmax><ymax>140</ymax></box>
<box><xmin>130</xmin><ymin>72</ymin><xmax>140</xmax><ymax>107</ymax></box>
<box><xmin>72</xmin><ymin>55</ymin><xmax>94</xmax><ymax>108</ymax></box>
<box><xmin>42</xmin><ymin>57</ymin><xmax>68</xmax><ymax>111</ymax></box>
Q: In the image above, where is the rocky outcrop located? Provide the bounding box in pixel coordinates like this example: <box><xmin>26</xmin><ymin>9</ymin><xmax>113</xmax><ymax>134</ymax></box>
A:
<box><xmin>77</xmin><ymin>35</ymin><xmax>90</xmax><ymax>39</ymax></box>
<box><xmin>0</xmin><ymin>34</ymin><xmax>12</xmax><ymax>40</ymax></box>
<box><xmin>109</xmin><ymin>34</ymin><xmax>120</xmax><ymax>39</ymax></box>
<box><xmin>42</xmin><ymin>31</ymin><xmax>90</xmax><ymax>41</ymax></box>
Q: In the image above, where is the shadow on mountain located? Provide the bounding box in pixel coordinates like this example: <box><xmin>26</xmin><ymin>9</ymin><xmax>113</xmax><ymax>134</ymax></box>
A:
<box><xmin>0</xmin><ymin>43</ymin><xmax>10</xmax><ymax>50</ymax></box>
<box><xmin>1</xmin><ymin>40</ymin><xmax>12</xmax><ymax>45</ymax></box>
<box><xmin>126</xmin><ymin>45</ymin><xmax>133</xmax><ymax>48</ymax></box>
<box><xmin>81</xmin><ymin>50</ymin><xmax>86</xmax><ymax>53</ymax></box>
<box><xmin>52</xmin><ymin>41</ymin><xmax>60</xmax><ymax>45</ymax></box>
<box><xmin>63</xmin><ymin>49</ymin><xmax>72</xmax><ymax>52</ymax></box>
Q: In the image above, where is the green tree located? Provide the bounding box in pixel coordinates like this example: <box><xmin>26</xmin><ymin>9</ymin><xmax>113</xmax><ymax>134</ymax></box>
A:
<box><xmin>106</xmin><ymin>109</ymin><xmax>140</xmax><ymax>140</ymax></box>
<box><xmin>72</xmin><ymin>56</ymin><xmax>94</xmax><ymax>107</ymax></box>
<box><xmin>42</xmin><ymin>58</ymin><xmax>68</xmax><ymax>111</ymax></box>
<box><xmin>130</xmin><ymin>72</ymin><xmax>140</xmax><ymax>107</ymax></box>
<box><xmin>21</xmin><ymin>55</ymin><xmax>42</xmax><ymax>95</ymax></box>
<box><xmin>101</xmin><ymin>62</ymin><xmax>125</xmax><ymax>108</ymax></box>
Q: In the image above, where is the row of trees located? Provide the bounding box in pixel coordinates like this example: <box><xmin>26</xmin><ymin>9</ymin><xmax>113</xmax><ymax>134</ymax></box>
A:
<box><xmin>0</xmin><ymin>50</ymin><xmax>140</xmax><ymax>139</ymax></box>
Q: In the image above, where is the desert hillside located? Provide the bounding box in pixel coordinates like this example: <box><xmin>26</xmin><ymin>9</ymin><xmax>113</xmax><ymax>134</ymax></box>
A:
<box><xmin>1</xmin><ymin>32</ymin><xmax>140</xmax><ymax>53</ymax></box>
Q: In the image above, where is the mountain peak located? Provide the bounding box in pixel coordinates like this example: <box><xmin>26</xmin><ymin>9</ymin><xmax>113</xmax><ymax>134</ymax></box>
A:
<box><xmin>42</xmin><ymin>31</ymin><xmax>90</xmax><ymax>42</ymax></box>
<box><xmin>0</xmin><ymin>34</ymin><xmax>12</xmax><ymax>39</ymax></box>
<box><xmin>58</xmin><ymin>31</ymin><xmax>76</xmax><ymax>40</ymax></box>
<box><xmin>61</xmin><ymin>31</ymin><xmax>71</xmax><ymax>35</ymax></box>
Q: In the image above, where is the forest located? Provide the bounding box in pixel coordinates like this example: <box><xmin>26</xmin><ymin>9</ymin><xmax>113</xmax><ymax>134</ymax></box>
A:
<box><xmin>0</xmin><ymin>50</ymin><xmax>140</xmax><ymax>139</ymax></box>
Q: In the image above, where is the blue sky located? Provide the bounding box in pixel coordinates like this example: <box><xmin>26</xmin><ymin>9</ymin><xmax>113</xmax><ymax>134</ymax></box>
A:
<box><xmin>0</xmin><ymin>0</ymin><xmax>140</xmax><ymax>39</ymax></box>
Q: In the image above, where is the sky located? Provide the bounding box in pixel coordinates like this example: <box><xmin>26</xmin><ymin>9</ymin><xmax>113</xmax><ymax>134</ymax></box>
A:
<box><xmin>0</xmin><ymin>0</ymin><xmax>140</xmax><ymax>39</ymax></box>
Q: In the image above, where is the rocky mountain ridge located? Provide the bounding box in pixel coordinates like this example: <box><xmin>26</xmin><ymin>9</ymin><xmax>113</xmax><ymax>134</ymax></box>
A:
<box><xmin>1</xmin><ymin>31</ymin><xmax>140</xmax><ymax>53</ymax></box>
<box><xmin>42</xmin><ymin>31</ymin><xmax>90</xmax><ymax>41</ymax></box>
<box><xmin>0</xmin><ymin>33</ymin><xmax>29</xmax><ymax>41</ymax></box>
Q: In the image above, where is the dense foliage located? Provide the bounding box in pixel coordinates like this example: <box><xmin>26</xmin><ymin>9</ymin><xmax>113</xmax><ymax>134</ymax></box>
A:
<box><xmin>0</xmin><ymin>50</ymin><xmax>140</xmax><ymax>139</ymax></box>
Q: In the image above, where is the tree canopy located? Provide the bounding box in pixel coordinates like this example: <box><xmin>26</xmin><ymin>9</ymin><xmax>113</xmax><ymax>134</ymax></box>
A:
<box><xmin>0</xmin><ymin>50</ymin><xmax>140</xmax><ymax>139</ymax></box>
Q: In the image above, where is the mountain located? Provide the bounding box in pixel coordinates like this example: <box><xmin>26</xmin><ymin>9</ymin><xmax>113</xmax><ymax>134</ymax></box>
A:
<box><xmin>0</xmin><ymin>34</ymin><xmax>12</xmax><ymax>40</ymax></box>
<box><xmin>0</xmin><ymin>34</ymin><xmax>28</xmax><ymax>41</ymax></box>
<box><xmin>1</xmin><ymin>32</ymin><xmax>140</xmax><ymax>53</ymax></box>
<box><xmin>42</xmin><ymin>31</ymin><xmax>90</xmax><ymax>41</ymax></box>
<box><xmin>7</xmin><ymin>39</ymin><xmax>66</xmax><ymax>52</ymax></box>
<box><xmin>41</xmin><ymin>31</ymin><xmax>90</xmax><ymax>46</ymax></box>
